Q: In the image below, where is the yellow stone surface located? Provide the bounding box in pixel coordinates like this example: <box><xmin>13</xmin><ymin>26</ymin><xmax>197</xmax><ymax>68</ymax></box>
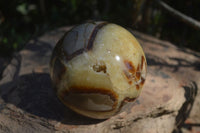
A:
<box><xmin>50</xmin><ymin>22</ymin><xmax>147</xmax><ymax>119</ymax></box>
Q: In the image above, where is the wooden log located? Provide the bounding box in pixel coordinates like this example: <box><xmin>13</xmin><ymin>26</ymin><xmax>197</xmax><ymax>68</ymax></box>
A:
<box><xmin>0</xmin><ymin>27</ymin><xmax>199</xmax><ymax>133</ymax></box>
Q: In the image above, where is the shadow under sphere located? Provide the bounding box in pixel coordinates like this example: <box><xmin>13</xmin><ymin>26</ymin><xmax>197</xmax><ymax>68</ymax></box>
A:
<box><xmin>0</xmin><ymin>73</ymin><xmax>105</xmax><ymax>125</ymax></box>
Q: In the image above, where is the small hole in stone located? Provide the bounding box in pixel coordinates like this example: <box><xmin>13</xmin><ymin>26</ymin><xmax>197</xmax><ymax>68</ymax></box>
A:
<box><xmin>93</xmin><ymin>61</ymin><xmax>107</xmax><ymax>73</ymax></box>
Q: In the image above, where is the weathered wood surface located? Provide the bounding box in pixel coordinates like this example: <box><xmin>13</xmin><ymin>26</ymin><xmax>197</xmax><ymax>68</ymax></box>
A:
<box><xmin>0</xmin><ymin>27</ymin><xmax>199</xmax><ymax>133</ymax></box>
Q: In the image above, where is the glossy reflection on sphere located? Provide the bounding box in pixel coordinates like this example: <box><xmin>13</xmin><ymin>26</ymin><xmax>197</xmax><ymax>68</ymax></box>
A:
<box><xmin>50</xmin><ymin>22</ymin><xmax>147</xmax><ymax>119</ymax></box>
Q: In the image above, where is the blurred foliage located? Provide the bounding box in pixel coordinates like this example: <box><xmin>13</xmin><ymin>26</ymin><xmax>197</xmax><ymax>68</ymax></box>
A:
<box><xmin>0</xmin><ymin>0</ymin><xmax>200</xmax><ymax>57</ymax></box>
<box><xmin>140</xmin><ymin>0</ymin><xmax>200</xmax><ymax>51</ymax></box>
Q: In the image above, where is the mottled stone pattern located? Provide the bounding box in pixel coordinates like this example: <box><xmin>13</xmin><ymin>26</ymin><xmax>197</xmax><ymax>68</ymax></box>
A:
<box><xmin>50</xmin><ymin>22</ymin><xmax>147</xmax><ymax>119</ymax></box>
<box><xmin>0</xmin><ymin>26</ymin><xmax>199</xmax><ymax>133</ymax></box>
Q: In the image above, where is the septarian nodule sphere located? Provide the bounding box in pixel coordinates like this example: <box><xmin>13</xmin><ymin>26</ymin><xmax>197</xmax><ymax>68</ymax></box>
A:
<box><xmin>50</xmin><ymin>22</ymin><xmax>147</xmax><ymax>119</ymax></box>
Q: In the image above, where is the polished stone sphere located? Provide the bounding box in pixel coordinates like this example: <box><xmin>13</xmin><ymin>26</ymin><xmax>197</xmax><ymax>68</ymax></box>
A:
<box><xmin>50</xmin><ymin>22</ymin><xmax>147</xmax><ymax>119</ymax></box>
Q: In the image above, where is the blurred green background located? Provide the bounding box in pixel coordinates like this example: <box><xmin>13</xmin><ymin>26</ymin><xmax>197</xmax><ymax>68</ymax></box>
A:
<box><xmin>0</xmin><ymin>0</ymin><xmax>200</xmax><ymax>57</ymax></box>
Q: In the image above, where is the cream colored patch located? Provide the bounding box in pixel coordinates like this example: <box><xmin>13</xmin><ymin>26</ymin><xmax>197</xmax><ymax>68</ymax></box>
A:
<box><xmin>64</xmin><ymin>93</ymin><xmax>114</xmax><ymax>111</ymax></box>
